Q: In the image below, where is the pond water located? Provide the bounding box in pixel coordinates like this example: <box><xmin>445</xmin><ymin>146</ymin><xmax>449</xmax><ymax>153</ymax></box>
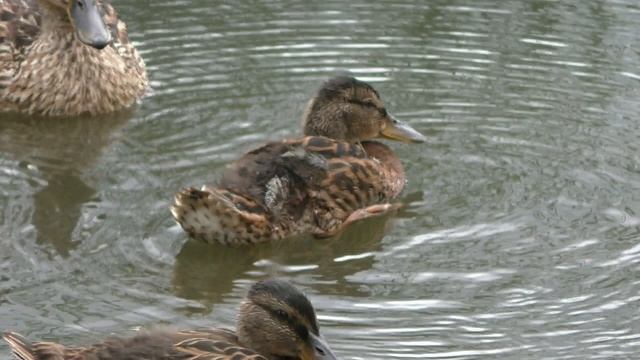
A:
<box><xmin>2</xmin><ymin>0</ymin><xmax>640</xmax><ymax>359</ymax></box>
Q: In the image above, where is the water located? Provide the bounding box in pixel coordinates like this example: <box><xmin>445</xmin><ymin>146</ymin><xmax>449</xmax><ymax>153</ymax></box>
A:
<box><xmin>2</xmin><ymin>0</ymin><xmax>640</xmax><ymax>358</ymax></box>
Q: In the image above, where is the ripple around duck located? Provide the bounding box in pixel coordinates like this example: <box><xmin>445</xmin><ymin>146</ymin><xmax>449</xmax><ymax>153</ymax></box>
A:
<box><xmin>2</xmin><ymin>0</ymin><xmax>640</xmax><ymax>359</ymax></box>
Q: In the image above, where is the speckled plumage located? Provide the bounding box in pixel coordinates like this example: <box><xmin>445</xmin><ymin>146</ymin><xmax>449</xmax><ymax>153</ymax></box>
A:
<box><xmin>3</xmin><ymin>329</ymin><xmax>265</xmax><ymax>360</ymax></box>
<box><xmin>171</xmin><ymin>76</ymin><xmax>425</xmax><ymax>245</ymax></box>
<box><xmin>173</xmin><ymin>137</ymin><xmax>405</xmax><ymax>245</ymax></box>
<box><xmin>3</xmin><ymin>280</ymin><xmax>336</xmax><ymax>360</ymax></box>
<box><xmin>0</xmin><ymin>0</ymin><xmax>147</xmax><ymax>116</ymax></box>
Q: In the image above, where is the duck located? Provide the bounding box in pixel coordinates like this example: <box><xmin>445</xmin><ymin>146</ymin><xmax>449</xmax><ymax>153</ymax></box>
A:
<box><xmin>171</xmin><ymin>75</ymin><xmax>426</xmax><ymax>245</ymax></box>
<box><xmin>2</xmin><ymin>279</ymin><xmax>337</xmax><ymax>360</ymax></box>
<box><xmin>0</xmin><ymin>0</ymin><xmax>147</xmax><ymax>117</ymax></box>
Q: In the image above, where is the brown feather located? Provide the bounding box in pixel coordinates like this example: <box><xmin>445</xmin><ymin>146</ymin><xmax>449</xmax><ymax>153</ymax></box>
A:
<box><xmin>173</xmin><ymin>136</ymin><xmax>405</xmax><ymax>244</ymax></box>
<box><xmin>172</xmin><ymin>76</ymin><xmax>424</xmax><ymax>245</ymax></box>
<box><xmin>2</xmin><ymin>329</ymin><xmax>267</xmax><ymax>360</ymax></box>
<box><xmin>3</xmin><ymin>280</ymin><xmax>333</xmax><ymax>360</ymax></box>
<box><xmin>0</xmin><ymin>0</ymin><xmax>147</xmax><ymax>116</ymax></box>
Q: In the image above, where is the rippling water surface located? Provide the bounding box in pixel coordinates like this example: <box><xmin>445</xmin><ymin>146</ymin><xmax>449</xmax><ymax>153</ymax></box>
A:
<box><xmin>2</xmin><ymin>1</ymin><xmax>640</xmax><ymax>359</ymax></box>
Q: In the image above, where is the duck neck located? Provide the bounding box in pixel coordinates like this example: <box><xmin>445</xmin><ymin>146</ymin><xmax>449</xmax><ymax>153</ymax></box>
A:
<box><xmin>302</xmin><ymin>98</ymin><xmax>354</xmax><ymax>142</ymax></box>
<box><xmin>235</xmin><ymin>301</ymin><xmax>282</xmax><ymax>360</ymax></box>
<box><xmin>37</xmin><ymin>0</ymin><xmax>74</xmax><ymax>37</ymax></box>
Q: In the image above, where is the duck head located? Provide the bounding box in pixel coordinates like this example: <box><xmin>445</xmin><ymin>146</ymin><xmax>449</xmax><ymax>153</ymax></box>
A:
<box><xmin>42</xmin><ymin>0</ymin><xmax>112</xmax><ymax>49</ymax></box>
<box><xmin>237</xmin><ymin>279</ymin><xmax>338</xmax><ymax>360</ymax></box>
<box><xmin>303</xmin><ymin>76</ymin><xmax>426</xmax><ymax>144</ymax></box>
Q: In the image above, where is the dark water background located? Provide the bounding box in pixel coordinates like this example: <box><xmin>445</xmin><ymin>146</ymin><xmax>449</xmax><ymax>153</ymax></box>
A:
<box><xmin>2</xmin><ymin>1</ymin><xmax>640</xmax><ymax>358</ymax></box>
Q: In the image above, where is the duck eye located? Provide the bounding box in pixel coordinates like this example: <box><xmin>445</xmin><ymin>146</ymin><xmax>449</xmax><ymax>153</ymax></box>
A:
<box><xmin>361</xmin><ymin>99</ymin><xmax>376</xmax><ymax>108</ymax></box>
<box><xmin>77</xmin><ymin>0</ymin><xmax>85</xmax><ymax>9</ymax></box>
<box><xmin>275</xmin><ymin>309</ymin><xmax>288</xmax><ymax>319</ymax></box>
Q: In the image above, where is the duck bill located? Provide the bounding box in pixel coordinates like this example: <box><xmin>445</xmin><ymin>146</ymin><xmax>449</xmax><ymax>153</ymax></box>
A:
<box><xmin>380</xmin><ymin>114</ymin><xmax>426</xmax><ymax>143</ymax></box>
<box><xmin>302</xmin><ymin>333</ymin><xmax>338</xmax><ymax>360</ymax></box>
<box><xmin>69</xmin><ymin>0</ymin><xmax>112</xmax><ymax>49</ymax></box>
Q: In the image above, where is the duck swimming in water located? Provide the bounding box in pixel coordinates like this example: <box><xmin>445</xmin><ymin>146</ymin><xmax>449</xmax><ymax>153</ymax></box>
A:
<box><xmin>171</xmin><ymin>76</ymin><xmax>426</xmax><ymax>245</ymax></box>
<box><xmin>0</xmin><ymin>0</ymin><xmax>147</xmax><ymax>116</ymax></box>
<box><xmin>3</xmin><ymin>279</ymin><xmax>337</xmax><ymax>360</ymax></box>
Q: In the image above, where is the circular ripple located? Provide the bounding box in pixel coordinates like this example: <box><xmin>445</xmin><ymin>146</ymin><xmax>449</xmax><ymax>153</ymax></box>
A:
<box><xmin>2</xmin><ymin>1</ymin><xmax>640</xmax><ymax>359</ymax></box>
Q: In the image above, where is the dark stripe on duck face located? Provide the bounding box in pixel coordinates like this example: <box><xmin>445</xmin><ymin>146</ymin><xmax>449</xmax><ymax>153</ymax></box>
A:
<box><xmin>249</xmin><ymin>299</ymin><xmax>315</xmax><ymax>348</ymax></box>
<box><xmin>249</xmin><ymin>281</ymin><xmax>320</xmax><ymax>336</ymax></box>
<box><xmin>348</xmin><ymin>99</ymin><xmax>387</xmax><ymax>116</ymax></box>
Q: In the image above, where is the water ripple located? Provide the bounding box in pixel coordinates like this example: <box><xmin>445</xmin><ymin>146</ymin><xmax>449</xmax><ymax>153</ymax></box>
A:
<box><xmin>2</xmin><ymin>0</ymin><xmax>640</xmax><ymax>359</ymax></box>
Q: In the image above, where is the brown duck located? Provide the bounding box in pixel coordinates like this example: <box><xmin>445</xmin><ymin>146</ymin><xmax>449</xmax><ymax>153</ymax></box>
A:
<box><xmin>3</xmin><ymin>279</ymin><xmax>337</xmax><ymax>360</ymax></box>
<box><xmin>171</xmin><ymin>75</ymin><xmax>426</xmax><ymax>245</ymax></box>
<box><xmin>0</xmin><ymin>0</ymin><xmax>147</xmax><ymax>116</ymax></box>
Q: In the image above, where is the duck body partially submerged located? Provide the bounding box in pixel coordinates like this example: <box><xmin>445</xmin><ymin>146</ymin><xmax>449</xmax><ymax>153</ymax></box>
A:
<box><xmin>172</xmin><ymin>76</ymin><xmax>425</xmax><ymax>245</ymax></box>
<box><xmin>3</xmin><ymin>279</ymin><xmax>337</xmax><ymax>360</ymax></box>
<box><xmin>175</xmin><ymin>136</ymin><xmax>406</xmax><ymax>245</ymax></box>
<box><xmin>0</xmin><ymin>0</ymin><xmax>147</xmax><ymax>116</ymax></box>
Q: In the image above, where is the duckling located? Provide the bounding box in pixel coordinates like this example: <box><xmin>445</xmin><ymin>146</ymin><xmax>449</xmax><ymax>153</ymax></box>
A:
<box><xmin>0</xmin><ymin>0</ymin><xmax>147</xmax><ymax>116</ymax></box>
<box><xmin>171</xmin><ymin>76</ymin><xmax>425</xmax><ymax>245</ymax></box>
<box><xmin>2</xmin><ymin>279</ymin><xmax>337</xmax><ymax>360</ymax></box>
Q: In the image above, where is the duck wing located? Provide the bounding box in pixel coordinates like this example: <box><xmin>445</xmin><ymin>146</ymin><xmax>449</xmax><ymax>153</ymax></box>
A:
<box><xmin>308</xmin><ymin>140</ymin><xmax>405</xmax><ymax>235</ymax></box>
<box><xmin>171</xmin><ymin>136</ymin><xmax>393</xmax><ymax>244</ymax></box>
<box><xmin>218</xmin><ymin>136</ymin><xmax>367</xmax><ymax>208</ymax></box>
<box><xmin>215</xmin><ymin>136</ymin><xmax>360</xmax><ymax>220</ymax></box>
<box><xmin>170</xmin><ymin>338</ymin><xmax>266</xmax><ymax>359</ymax></box>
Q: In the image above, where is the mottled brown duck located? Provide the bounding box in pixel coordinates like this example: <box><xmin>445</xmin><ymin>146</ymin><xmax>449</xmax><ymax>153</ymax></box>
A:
<box><xmin>0</xmin><ymin>0</ymin><xmax>147</xmax><ymax>116</ymax></box>
<box><xmin>171</xmin><ymin>75</ymin><xmax>426</xmax><ymax>245</ymax></box>
<box><xmin>3</xmin><ymin>279</ymin><xmax>337</xmax><ymax>360</ymax></box>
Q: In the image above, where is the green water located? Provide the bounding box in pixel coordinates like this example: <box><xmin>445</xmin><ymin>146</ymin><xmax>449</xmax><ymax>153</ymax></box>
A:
<box><xmin>2</xmin><ymin>1</ymin><xmax>640</xmax><ymax>358</ymax></box>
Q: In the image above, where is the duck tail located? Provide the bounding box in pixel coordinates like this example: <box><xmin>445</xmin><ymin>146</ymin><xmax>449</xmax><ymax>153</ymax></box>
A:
<box><xmin>171</xmin><ymin>187</ymin><xmax>276</xmax><ymax>245</ymax></box>
<box><xmin>3</xmin><ymin>332</ymin><xmax>37</xmax><ymax>360</ymax></box>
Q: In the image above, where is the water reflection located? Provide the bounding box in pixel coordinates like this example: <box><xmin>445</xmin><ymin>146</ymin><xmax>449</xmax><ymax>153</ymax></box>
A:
<box><xmin>0</xmin><ymin>112</ymin><xmax>132</xmax><ymax>256</ymax></box>
<box><xmin>172</xmin><ymin>211</ymin><xmax>397</xmax><ymax>305</ymax></box>
<box><xmin>32</xmin><ymin>173</ymin><xmax>95</xmax><ymax>255</ymax></box>
<box><xmin>3</xmin><ymin>0</ymin><xmax>640</xmax><ymax>359</ymax></box>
